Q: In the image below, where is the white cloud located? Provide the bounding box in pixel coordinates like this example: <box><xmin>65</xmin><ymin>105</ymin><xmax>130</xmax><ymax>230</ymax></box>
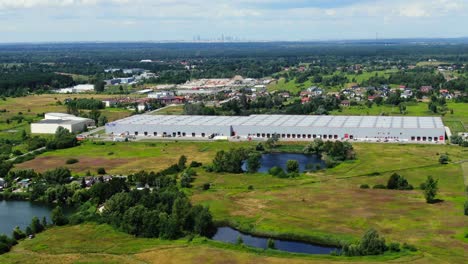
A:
<box><xmin>0</xmin><ymin>0</ymin><xmax>467</xmax><ymax>41</ymax></box>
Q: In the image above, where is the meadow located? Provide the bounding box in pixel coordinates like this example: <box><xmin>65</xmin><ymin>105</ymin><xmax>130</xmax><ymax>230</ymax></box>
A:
<box><xmin>331</xmin><ymin>102</ymin><xmax>467</xmax><ymax>134</ymax></box>
<box><xmin>0</xmin><ymin>94</ymin><xmax>133</xmax><ymax>151</ymax></box>
<box><xmin>10</xmin><ymin>140</ymin><xmax>468</xmax><ymax>263</ymax></box>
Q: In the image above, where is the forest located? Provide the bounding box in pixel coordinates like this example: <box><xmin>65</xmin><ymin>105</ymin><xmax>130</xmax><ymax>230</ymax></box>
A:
<box><xmin>2</xmin><ymin>41</ymin><xmax>468</xmax><ymax>96</ymax></box>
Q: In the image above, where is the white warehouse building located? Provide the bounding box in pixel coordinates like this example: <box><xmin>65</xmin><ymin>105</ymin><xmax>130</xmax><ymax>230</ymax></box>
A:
<box><xmin>106</xmin><ymin>114</ymin><xmax>446</xmax><ymax>144</ymax></box>
<box><xmin>31</xmin><ymin>113</ymin><xmax>95</xmax><ymax>134</ymax></box>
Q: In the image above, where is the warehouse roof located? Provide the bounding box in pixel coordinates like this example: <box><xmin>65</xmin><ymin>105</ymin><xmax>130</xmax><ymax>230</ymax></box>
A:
<box><xmin>108</xmin><ymin>114</ymin><xmax>445</xmax><ymax>129</ymax></box>
<box><xmin>35</xmin><ymin>119</ymin><xmax>86</xmax><ymax>125</ymax></box>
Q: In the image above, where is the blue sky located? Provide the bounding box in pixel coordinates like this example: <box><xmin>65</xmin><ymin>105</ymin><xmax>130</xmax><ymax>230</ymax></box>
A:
<box><xmin>0</xmin><ymin>0</ymin><xmax>467</xmax><ymax>42</ymax></box>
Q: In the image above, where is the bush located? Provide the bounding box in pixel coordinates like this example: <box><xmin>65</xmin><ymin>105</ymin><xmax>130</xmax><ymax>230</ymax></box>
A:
<box><xmin>388</xmin><ymin>242</ymin><xmax>400</xmax><ymax>252</ymax></box>
<box><xmin>202</xmin><ymin>183</ymin><xmax>211</xmax><ymax>190</ymax></box>
<box><xmin>464</xmin><ymin>200</ymin><xmax>468</xmax><ymax>216</ymax></box>
<box><xmin>402</xmin><ymin>243</ymin><xmax>417</xmax><ymax>252</ymax></box>
<box><xmin>439</xmin><ymin>154</ymin><xmax>449</xmax><ymax>164</ymax></box>
<box><xmin>189</xmin><ymin>161</ymin><xmax>202</xmax><ymax>168</ymax></box>
<box><xmin>360</xmin><ymin>184</ymin><xmax>370</xmax><ymax>189</ymax></box>
<box><xmin>373</xmin><ymin>184</ymin><xmax>387</xmax><ymax>189</ymax></box>
<box><xmin>51</xmin><ymin>206</ymin><xmax>69</xmax><ymax>226</ymax></box>
<box><xmin>248</xmin><ymin>185</ymin><xmax>254</xmax><ymax>190</ymax></box>
<box><xmin>286</xmin><ymin>160</ymin><xmax>299</xmax><ymax>173</ymax></box>
<box><xmin>96</xmin><ymin>168</ymin><xmax>106</xmax><ymax>175</ymax></box>
<box><xmin>359</xmin><ymin>228</ymin><xmax>386</xmax><ymax>255</ymax></box>
<box><xmin>387</xmin><ymin>173</ymin><xmax>413</xmax><ymax>190</ymax></box>
<box><xmin>66</xmin><ymin>158</ymin><xmax>79</xmax><ymax>164</ymax></box>
<box><xmin>268</xmin><ymin>166</ymin><xmax>288</xmax><ymax>178</ymax></box>
<box><xmin>267</xmin><ymin>238</ymin><xmax>275</xmax><ymax>249</ymax></box>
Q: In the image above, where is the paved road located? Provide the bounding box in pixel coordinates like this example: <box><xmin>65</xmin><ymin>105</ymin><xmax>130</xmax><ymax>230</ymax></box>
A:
<box><xmin>81</xmin><ymin>126</ymin><xmax>105</xmax><ymax>137</ymax></box>
<box><xmin>146</xmin><ymin>104</ymin><xmax>178</xmax><ymax>115</ymax></box>
<box><xmin>8</xmin><ymin>147</ymin><xmax>46</xmax><ymax>162</ymax></box>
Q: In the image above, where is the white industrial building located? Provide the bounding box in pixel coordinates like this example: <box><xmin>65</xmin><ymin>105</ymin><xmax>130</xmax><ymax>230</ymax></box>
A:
<box><xmin>31</xmin><ymin>113</ymin><xmax>95</xmax><ymax>134</ymax></box>
<box><xmin>106</xmin><ymin>114</ymin><xmax>446</xmax><ymax>143</ymax></box>
<box><xmin>54</xmin><ymin>84</ymin><xmax>95</xmax><ymax>94</ymax></box>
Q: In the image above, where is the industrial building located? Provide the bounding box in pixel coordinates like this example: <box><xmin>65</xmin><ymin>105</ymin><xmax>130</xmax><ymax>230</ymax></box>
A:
<box><xmin>31</xmin><ymin>113</ymin><xmax>95</xmax><ymax>134</ymax></box>
<box><xmin>105</xmin><ymin>114</ymin><xmax>446</xmax><ymax>143</ymax></box>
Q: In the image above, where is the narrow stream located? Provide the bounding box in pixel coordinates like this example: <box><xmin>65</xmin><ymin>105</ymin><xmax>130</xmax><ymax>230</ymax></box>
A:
<box><xmin>212</xmin><ymin>227</ymin><xmax>339</xmax><ymax>254</ymax></box>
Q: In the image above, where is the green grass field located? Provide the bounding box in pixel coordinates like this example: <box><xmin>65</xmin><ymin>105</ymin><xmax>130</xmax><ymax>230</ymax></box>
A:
<box><xmin>0</xmin><ymin>223</ymin><xmax>424</xmax><ymax>264</ymax></box>
<box><xmin>332</xmin><ymin>102</ymin><xmax>467</xmax><ymax>133</ymax></box>
<box><xmin>10</xmin><ymin>140</ymin><xmax>468</xmax><ymax>263</ymax></box>
<box><xmin>0</xmin><ymin>94</ymin><xmax>133</xmax><ymax>150</ymax></box>
<box><xmin>151</xmin><ymin>105</ymin><xmax>185</xmax><ymax>115</ymax></box>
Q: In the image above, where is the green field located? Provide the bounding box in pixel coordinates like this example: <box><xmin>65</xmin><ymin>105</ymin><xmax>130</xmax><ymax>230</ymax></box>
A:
<box><xmin>0</xmin><ymin>223</ymin><xmax>423</xmax><ymax>264</ymax></box>
<box><xmin>0</xmin><ymin>94</ymin><xmax>133</xmax><ymax>151</ymax></box>
<box><xmin>151</xmin><ymin>104</ymin><xmax>185</xmax><ymax>115</ymax></box>
<box><xmin>332</xmin><ymin>102</ymin><xmax>468</xmax><ymax>133</ymax></box>
<box><xmin>9</xmin><ymin>140</ymin><xmax>468</xmax><ymax>263</ymax></box>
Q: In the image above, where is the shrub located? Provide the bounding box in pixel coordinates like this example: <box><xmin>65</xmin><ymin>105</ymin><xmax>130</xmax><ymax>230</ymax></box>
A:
<box><xmin>373</xmin><ymin>184</ymin><xmax>387</xmax><ymax>189</ymax></box>
<box><xmin>66</xmin><ymin>158</ymin><xmax>79</xmax><ymax>164</ymax></box>
<box><xmin>107</xmin><ymin>152</ymin><xmax>114</xmax><ymax>155</ymax></box>
<box><xmin>439</xmin><ymin>154</ymin><xmax>449</xmax><ymax>164</ymax></box>
<box><xmin>388</xmin><ymin>242</ymin><xmax>400</xmax><ymax>252</ymax></box>
<box><xmin>267</xmin><ymin>238</ymin><xmax>275</xmax><ymax>249</ymax></box>
<box><xmin>402</xmin><ymin>243</ymin><xmax>417</xmax><ymax>252</ymax></box>
<box><xmin>423</xmin><ymin>176</ymin><xmax>438</xmax><ymax>203</ymax></box>
<box><xmin>387</xmin><ymin>173</ymin><xmax>413</xmax><ymax>190</ymax></box>
<box><xmin>248</xmin><ymin>185</ymin><xmax>254</xmax><ymax>190</ymax></box>
<box><xmin>189</xmin><ymin>161</ymin><xmax>202</xmax><ymax>168</ymax></box>
<box><xmin>360</xmin><ymin>184</ymin><xmax>370</xmax><ymax>189</ymax></box>
<box><xmin>202</xmin><ymin>183</ymin><xmax>210</xmax><ymax>190</ymax></box>
<box><xmin>464</xmin><ymin>200</ymin><xmax>468</xmax><ymax>216</ymax></box>
<box><xmin>359</xmin><ymin>228</ymin><xmax>386</xmax><ymax>255</ymax></box>
<box><xmin>12</xmin><ymin>226</ymin><xmax>26</xmax><ymax>240</ymax></box>
<box><xmin>286</xmin><ymin>160</ymin><xmax>299</xmax><ymax>173</ymax></box>
<box><xmin>97</xmin><ymin>168</ymin><xmax>106</xmax><ymax>175</ymax></box>
<box><xmin>51</xmin><ymin>206</ymin><xmax>69</xmax><ymax>226</ymax></box>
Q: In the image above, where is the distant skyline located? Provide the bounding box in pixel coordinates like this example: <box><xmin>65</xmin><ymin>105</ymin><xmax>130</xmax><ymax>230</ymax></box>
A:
<box><xmin>0</xmin><ymin>0</ymin><xmax>467</xmax><ymax>43</ymax></box>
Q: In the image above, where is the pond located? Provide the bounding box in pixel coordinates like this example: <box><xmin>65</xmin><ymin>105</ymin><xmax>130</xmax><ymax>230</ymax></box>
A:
<box><xmin>0</xmin><ymin>200</ymin><xmax>55</xmax><ymax>235</ymax></box>
<box><xmin>211</xmin><ymin>227</ymin><xmax>339</xmax><ymax>255</ymax></box>
<box><xmin>243</xmin><ymin>153</ymin><xmax>325</xmax><ymax>173</ymax></box>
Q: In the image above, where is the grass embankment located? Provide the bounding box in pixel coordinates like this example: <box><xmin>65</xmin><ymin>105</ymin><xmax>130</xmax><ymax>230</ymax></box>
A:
<box><xmin>0</xmin><ymin>223</ymin><xmax>422</xmax><ymax>264</ymax></box>
<box><xmin>151</xmin><ymin>104</ymin><xmax>185</xmax><ymax>115</ymax></box>
<box><xmin>9</xmin><ymin>141</ymin><xmax>468</xmax><ymax>263</ymax></box>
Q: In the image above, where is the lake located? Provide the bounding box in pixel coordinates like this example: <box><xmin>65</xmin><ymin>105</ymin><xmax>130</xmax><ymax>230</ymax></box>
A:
<box><xmin>211</xmin><ymin>227</ymin><xmax>339</xmax><ymax>254</ymax></box>
<box><xmin>243</xmin><ymin>153</ymin><xmax>325</xmax><ymax>173</ymax></box>
<box><xmin>0</xmin><ymin>200</ymin><xmax>54</xmax><ymax>235</ymax></box>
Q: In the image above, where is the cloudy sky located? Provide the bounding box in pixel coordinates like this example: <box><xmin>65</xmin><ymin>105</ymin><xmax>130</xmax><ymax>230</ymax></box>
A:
<box><xmin>0</xmin><ymin>0</ymin><xmax>467</xmax><ymax>42</ymax></box>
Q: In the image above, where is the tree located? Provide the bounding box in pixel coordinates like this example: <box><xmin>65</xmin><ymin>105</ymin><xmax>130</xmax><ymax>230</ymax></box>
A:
<box><xmin>30</xmin><ymin>216</ymin><xmax>44</xmax><ymax>234</ymax></box>
<box><xmin>266</xmin><ymin>133</ymin><xmax>280</xmax><ymax>149</ymax></box>
<box><xmin>286</xmin><ymin>160</ymin><xmax>299</xmax><ymax>173</ymax></box>
<box><xmin>303</xmin><ymin>139</ymin><xmax>324</xmax><ymax>155</ymax></box>
<box><xmin>46</xmin><ymin>127</ymin><xmax>77</xmax><ymax>150</ymax></box>
<box><xmin>98</xmin><ymin>115</ymin><xmax>108</xmax><ymax>126</ymax></box>
<box><xmin>246</xmin><ymin>152</ymin><xmax>261</xmax><ymax>173</ymax></box>
<box><xmin>359</xmin><ymin>228</ymin><xmax>386</xmax><ymax>255</ymax></box>
<box><xmin>12</xmin><ymin>226</ymin><xmax>26</xmax><ymax>240</ymax></box>
<box><xmin>423</xmin><ymin>176</ymin><xmax>439</xmax><ymax>203</ymax></box>
<box><xmin>94</xmin><ymin>80</ymin><xmax>106</xmax><ymax>92</ymax></box>
<box><xmin>42</xmin><ymin>216</ymin><xmax>48</xmax><ymax>227</ymax></box>
<box><xmin>387</xmin><ymin>173</ymin><xmax>412</xmax><ymax>190</ymax></box>
<box><xmin>236</xmin><ymin>235</ymin><xmax>244</xmax><ymax>245</ymax></box>
<box><xmin>51</xmin><ymin>206</ymin><xmax>69</xmax><ymax>226</ymax></box>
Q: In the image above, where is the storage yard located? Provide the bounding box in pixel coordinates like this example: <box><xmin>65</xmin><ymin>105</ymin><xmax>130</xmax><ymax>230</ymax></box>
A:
<box><xmin>105</xmin><ymin>114</ymin><xmax>447</xmax><ymax>143</ymax></box>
